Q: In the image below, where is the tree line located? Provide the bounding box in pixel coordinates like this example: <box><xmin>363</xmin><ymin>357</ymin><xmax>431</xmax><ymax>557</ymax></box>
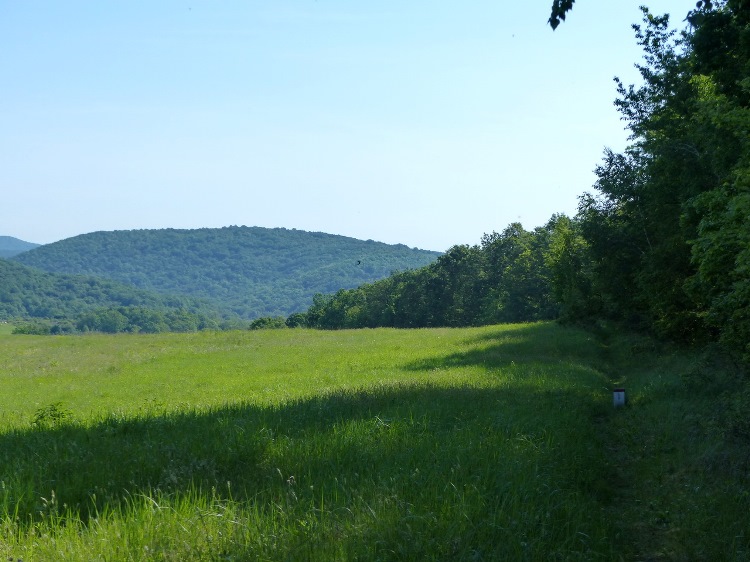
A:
<box><xmin>12</xmin><ymin>306</ymin><xmax>231</xmax><ymax>335</ymax></box>
<box><xmin>294</xmin><ymin>3</ymin><xmax>750</xmax><ymax>363</ymax></box>
<box><xmin>297</xmin><ymin>219</ymin><xmax>561</xmax><ymax>329</ymax></box>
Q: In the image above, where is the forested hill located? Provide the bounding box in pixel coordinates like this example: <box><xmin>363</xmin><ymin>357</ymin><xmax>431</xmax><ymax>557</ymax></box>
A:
<box><xmin>11</xmin><ymin>226</ymin><xmax>441</xmax><ymax>319</ymax></box>
<box><xmin>0</xmin><ymin>258</ymin><xmax>224</xmax><ymax>329</ymax></box>
<box><xmin>0</xmin><ymin>236</ymin><xmax>39</xmax><ymax>258</ymax></box>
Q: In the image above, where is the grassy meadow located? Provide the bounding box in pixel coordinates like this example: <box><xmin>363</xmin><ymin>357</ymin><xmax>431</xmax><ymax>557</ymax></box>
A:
<box><xmin>0</xmin><ymin>323</ymin><xmax>748</xmax><ymax>560</ymax></box>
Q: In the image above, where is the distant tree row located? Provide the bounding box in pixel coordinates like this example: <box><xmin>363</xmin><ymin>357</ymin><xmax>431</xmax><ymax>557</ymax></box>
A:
<box><xmin>0</xmin><ymin>258</ymin><xmax>233</xmax><ymax>334</ymax></box>
<box><xmin>12</xmin><ymin>306</ymin><xmax>239</xmax><ymax>335</ymax></box>
<box><xmin>294</xmin><ymin>219</ymin><xmax>565</xmax><ymax>329</ymax></box>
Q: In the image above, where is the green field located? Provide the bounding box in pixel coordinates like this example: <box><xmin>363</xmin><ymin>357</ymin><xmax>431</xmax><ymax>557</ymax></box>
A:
<box><xmin>1</xmin><ymin>323</ymin><xmax>748</xmax><ymax>560</ymax></box>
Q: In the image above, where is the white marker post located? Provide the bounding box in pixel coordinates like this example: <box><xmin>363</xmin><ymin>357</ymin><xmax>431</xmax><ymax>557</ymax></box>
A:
<box><xmin>613</xmin><ymin>388</ymin><xmax>626</xmax><ymax>407</ymax></box>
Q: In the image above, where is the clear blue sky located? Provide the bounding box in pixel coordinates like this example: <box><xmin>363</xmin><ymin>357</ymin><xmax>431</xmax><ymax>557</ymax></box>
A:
<box><xmin>1</xmin><ymin>1</ymin><xmax>692</xmax><ymax>251</ymax></box>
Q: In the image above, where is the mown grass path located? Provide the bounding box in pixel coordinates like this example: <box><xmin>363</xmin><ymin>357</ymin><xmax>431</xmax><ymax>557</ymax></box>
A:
<box><xmin>0</xmin><ymin>323</ymin><xmax>747</xmax><ymax>560</ymax></box>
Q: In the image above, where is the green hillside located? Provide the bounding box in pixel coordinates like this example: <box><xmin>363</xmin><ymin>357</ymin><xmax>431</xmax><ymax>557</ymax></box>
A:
<box><xmin>0</xmin><ymin>236</ymin><xmax>39</xmax><ymax>258</ymax></box>
<box><xmin>0</xmin><ymin>258</ymin><xmax>227</xmax><ymax>331</ymax></box>
<box><xmin>11</xmin><ymin>226</ymin><xmax>441</xmax><ymax>319</ymax></box>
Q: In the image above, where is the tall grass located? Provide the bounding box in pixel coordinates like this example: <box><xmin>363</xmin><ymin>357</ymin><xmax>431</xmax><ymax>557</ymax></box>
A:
<box><xmin>0</xmin><ymin>323</ymin><xmax>747</xmax><ymax>560</ymax></box>
<box><xmin>595</xmin><ymin>331</ymin><xmax>750</xmax><ymax>560</ymax></box>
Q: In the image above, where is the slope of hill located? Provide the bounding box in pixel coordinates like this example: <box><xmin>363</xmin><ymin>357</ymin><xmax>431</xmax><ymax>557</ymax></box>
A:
<box><xmin>0</xmin><ymin>258</ymin><xmax>227</xmax><ymax>327</ymax></box>
<box><xmin>0</xmin><ymin>236</ymin><xmax>39</xmax><ymax>258</ymax></box>
<box><xmin>11</xmin><ymin>226</ymin><xmax>441</xmax><ymax>319</ymax></box>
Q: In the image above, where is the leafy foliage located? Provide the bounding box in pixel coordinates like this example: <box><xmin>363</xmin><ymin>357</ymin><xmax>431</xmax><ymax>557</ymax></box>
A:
<box><xmin>11</xmin><ymin>226</ymin><xmax>440</xmax><ymax>320</ymax></box>
<box><xmin>548</xmin><ymin>0</ymin><xmax>575</xmax><ymax>30</ymax></box>
<box><xmin>31</xmin><ymin>402</ymin><xmax>72</xmax><ymax>429</ymax></box>
<box><xmin>248</xmin><ymin>316</ymin><xmax>288</xmax><ymax>330</ymax></box>
<box><xmin>300</xmin><ymin>220</ymin><xmax>563</xmax><ymax>329</ymax></box>
<box><xmin>564</xmin><ymin>4</ymin><xmax>750</xmax><ymax>361</ymax></box>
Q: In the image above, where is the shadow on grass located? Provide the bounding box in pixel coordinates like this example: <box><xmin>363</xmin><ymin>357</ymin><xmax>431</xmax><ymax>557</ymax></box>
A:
<box><xmin>1</xmin><ymin>383</ymin><xmax>602</xmax><ymax>525</ymax></box>
<box><xmin>405</xmin><ymin>322</ymin><xmax>601</xmax><ymax>372</ymax></box>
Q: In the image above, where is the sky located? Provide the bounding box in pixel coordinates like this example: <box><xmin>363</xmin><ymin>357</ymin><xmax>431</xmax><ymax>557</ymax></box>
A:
<box><xmin>1</xmin><ymin>1</ymin><xmax>693</xmax><ymax>252</ymax></box>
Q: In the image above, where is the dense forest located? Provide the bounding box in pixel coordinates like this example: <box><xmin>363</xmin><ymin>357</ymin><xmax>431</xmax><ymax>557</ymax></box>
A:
<box><xmin>297</xmin><ymin>2</ymin><xmax>750</xmax><ymax>363</ymax></box>
<box><xmin>0</xmin><ymin>258</ymin><xmax>228</xmax><ymax>334</ymax></box>
<box><xmin>11</xmin><ymin>226</ymin><xmax>440</xmax><ymax>320</ymax></box>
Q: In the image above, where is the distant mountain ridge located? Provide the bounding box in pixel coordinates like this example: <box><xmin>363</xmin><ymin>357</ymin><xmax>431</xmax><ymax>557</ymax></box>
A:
<box><xmin>11</xmin><ymin>226</ymin><xmax>441</xmax><ymax>319</ymax></box>
<box><xmin>0</xmin><ymin>236</ymin><xmax>39</xmax><ymax>258</ymax></box>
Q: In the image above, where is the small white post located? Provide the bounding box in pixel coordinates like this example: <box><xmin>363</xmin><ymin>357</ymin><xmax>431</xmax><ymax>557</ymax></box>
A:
<box><xmin>613</xmin><ymin>388</ymin><xmax>626</xmax><ymax>407</ymax></box>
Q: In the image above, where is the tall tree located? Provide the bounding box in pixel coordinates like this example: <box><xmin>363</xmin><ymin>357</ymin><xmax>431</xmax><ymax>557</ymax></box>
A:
<box><xmin>682</xmin><ymin>1</ymin><xmax>750</xmax><ymax>358</ymax></box>
<box><xmin>567</xmin><ymin>2</ymin><xmax>750</xmax><ymax>359</ymax></box>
